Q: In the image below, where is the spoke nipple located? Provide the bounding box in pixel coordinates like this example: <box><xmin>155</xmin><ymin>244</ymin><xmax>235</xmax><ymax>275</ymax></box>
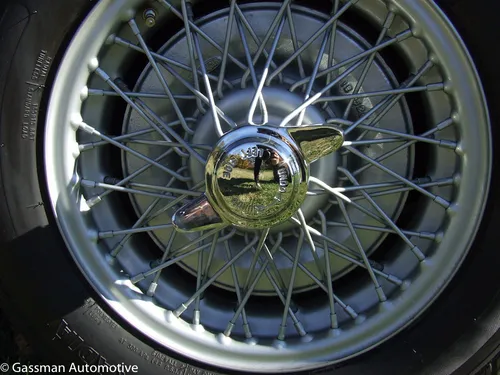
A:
<box><xmin>88</xmin><ymin>57</ymin><xmax>99</xmax><ymax>72</ymax></box>
<box><xmin>400</xmin><ymin>280</ymin><xmax>411</xmax><ymax>291</ymax></box>
<box><xmin>434</xmin><ymin>231</ymin><xmax>444</xmax><ymax>244</ymax></box>
<box><xmin>454</xmin><ymin>141</ymin><xmax>465</xmax><ymax>156</ymax></box>
<box><xmin>434</xmin><ymin>196</ymin><xmax>451</xmax><ymax>209</ymax></box>
<box><xmin>245</xmin><ymin>337</ymin><xmax>258</xmax><ymax>346</ymax></box>
<box><xmin>273</xmin><ymin>339</ymin><xmax>286</xmax><ymax>349</ymax></box>
<box><xmin>277</xmin><ymin>326</ymin><xmax>287</xmax><ymax>341</ymax></box>
<box><xmin>446</xmin><ymin>202</ymin><xmax>459</xmax><ymax>216</ymax></box>
<box><xmin>294</xmin><ymin>322</ymin><xmax>307</xmax><ymax>337</ymax></box>
<box><xmin>192</xmin><ymin>310</ymin><xmax>201</xmax><ymax>325</ymax></box>
<box><xmin>130</xmin><ymin>273</ymin><xmax>146</xmax><ymax>284</ymax></box>
<box><xmin>412</xmin><ymin>246</ymin><xmax>426</xmax><ymax>262</ymax></box>
<box><xmin>453</xmin><ymin>173</ymin><xmax>462</xmax><ymax>186</ymax></box>
<box><xmin>354</xmin><ymin>314</ymin><xmax>366</xmax><ymax>325</ymax></box>
<box><xmin>345</xmin><ymin>305</ymin><xmax>358</xmax><ymax>319</ymax></box>
<box><xmin>105</xmin><ymin>34</ymin><xmax>116</xmax><ymax>45</ymax></box>
<box><xmin>217</xmin><ymin>333</ymin><xmax>232</xmax><ymax>345</ymax></box>
<box><xmin>300</xmin><ymin>334</ymin><xmax>313</xmax><ymax>343</ymax></box>
<box><xmin>86</xmin><ymin>195</ymin><xmax>102</xmax><ymax>208</ymax></box>
<box><xmin>105</xmin><ymin>254</ymin><xmax>117</xmax><ymax>266</ymax></box>
<box><xmin>173</xmin><ymin>304</ymin><xmax>187</xmax><ymax>318</ymax></box>
<box><xmin>80</xmin><ymin>86</ymin><xmax>89</xmax><ymax>101</ymax></box>
<box><xmin>329</xmin><ymin>328</ymin><xmax>341</xmax><ymax>337</ymax></box>
<box><xmin>143</xmin><ymin>8</ymin><xmax>157</xmax><ymax>27</ymax></box>
<box><xmin>375</xmin><ymin>286</ymin><xmax>387</xmax><ymax>302</ymax></box>
<box><xmin>87</xmin><ymin>229</ymin><xmax>99</xmax><ymax>243</ymax></box>
<box><xmin>147</xmin><ymin>282</ymin><xmax>158</xmax><ymax>296</ymax></box>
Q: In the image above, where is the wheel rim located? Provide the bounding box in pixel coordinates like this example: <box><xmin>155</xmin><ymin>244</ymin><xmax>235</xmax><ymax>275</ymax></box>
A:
<box><xmin>44</xmin><ymin>0</ymin><xmax>491</xmax><ymax>372</ymax></box>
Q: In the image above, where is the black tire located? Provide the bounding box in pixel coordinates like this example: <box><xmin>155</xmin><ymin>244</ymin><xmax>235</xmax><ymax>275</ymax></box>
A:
<box><xmin>1</xmin><ymin>1</ymin><xmax>499</xmax><ymax>374</ymax></box>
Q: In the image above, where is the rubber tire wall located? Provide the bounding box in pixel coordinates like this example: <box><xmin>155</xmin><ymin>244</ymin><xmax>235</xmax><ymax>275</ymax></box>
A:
<box><xmin>0</xmin><ymin>0</ymin><xmax>499</xmax><ymax>374</ymax></box>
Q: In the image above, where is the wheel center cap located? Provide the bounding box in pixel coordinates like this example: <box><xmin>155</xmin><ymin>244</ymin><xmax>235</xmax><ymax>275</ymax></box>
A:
<box><xmin>206</xmin><ymin>125</ymin><xmax>308</xmax><ymax>229</ymax></box>
<box><xmin>172</xmin><ymin>124</ymin><xmax>344</xmax><ymax>232</ymax></box>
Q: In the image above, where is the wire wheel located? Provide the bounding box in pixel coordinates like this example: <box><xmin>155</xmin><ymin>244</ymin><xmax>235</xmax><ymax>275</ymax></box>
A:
<box><xmin>44</xmin><ymin>0</ymin><xmax>491</xmax><ymax>372</ymax></box>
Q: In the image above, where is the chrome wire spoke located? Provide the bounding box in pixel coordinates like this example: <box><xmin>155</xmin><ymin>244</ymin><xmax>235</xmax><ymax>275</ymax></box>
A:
<box><xmin>348</xmin><ymin>118</ymin><xmax>455</xmax><ymax>177</ymax></box>
<box><xmin>224</xmin><ymin>234</ymin><xmax>283</xmax><ymax>337</ymax></box>
<box><xmin>268</xmin><ymin>0</ymin><xmax>359</xmax><ymax>84</ymax></box>
<box><xmin>99</xmin><ymin>224</ymin><xmax>174</xmax><ymax>240</ymax></box>
<box><xmin>343</xmin><ymin>11</ymin><xmax>395</xmax><ymax>119</ymax></box>
<box><xmin>337</xmin><ymin>199</ymin><xmax>387</xmax><ymax>302</ymax></box>
<box><xmin>131</xmin><ymin>227</ymin><xmax>233</xmax><ymax>284</ymax></box>
<box><xmin>278</xmin><ymin>230</ymin><xmax>306</xmax><ymax>340</ymax></box>
<box><xmin>340</xmin><ymin>167</ymin><xmax>425</xmax><ymax>261</ymax></box>
<box><xmin>247</xmin><ymin>13</ymin><xmax>287</xmax><ymax>125</ymax></box>
<box><xmin>342</xmin><ymin>60</ymin><xmax>435</xmax><ymax>136</ymax></box>
<box><xmin>146</xmin><ymin>230</ymin><xmax>178</xmax><ymax>296</ymax></box>
<box><xmin>75</xmin><ymin>119</ymin><xmax>190</xmax><ymax>181</ymax></box>
<box><xmin>234</xmin><ymin>2</ymin><xmax>268</xmax><ymax>125</ymax></box>
<box><xmin>241</xmin><ymin>228</ymin><xmax>270</xmax><ymax>291</ymax></box>
<box><xmin>295</xmin><ymin>28</ymin><xmax>331</xmax><ymax>126</ymax></box>
<box><xmin>240</xmin><ymin>0</ymin><xmax>290</xmax><ymax>86</ymax></box>
<box><xmin>127</xmin><ymin>19</ymin><xmax>198</xmax><ymax>139</ymax></box>
<box><xmin>289</xmin><ymin>29</ymin><xmax>413</xmax><ymax>92</ymax></box>
<box><xmin>174</xmin><ymin>233</ymin><xmax>255</xmax><ymax>319</ymax></box>
<box><xmin>323</xmin><ymin>0</ymin><xmax>340</xmax><ymax>103</ymax></box>
<box><xmin>297</xmin><ymin>209</ymin><xmax>325</xmax><ymax>281</ymax></box>
<box><xmin>77</xmin><ymin>119</ymin><xmax>196</xmax><ymax>152</ymax></box>
<box><xmin>158</xmin><ymin>0</ymin><xmax>249</xmax><ymax>71</ymax></box>
<box><xmin>286</xmin><ymin>4</ymin><xmax>306</xmax><ymax>80</ymax></box>
<box><xmin>87</xmin><ymin>89</ymin><xmax>196</xmax><ymax>100</ymax></box>
<box><xmin>216</xmin><ymin>0</ymin><xmax>236</xmax><ymax>98</ymax></box>
<box><xmin>344</xmin><ymin>146</ymin><xmax>451</xmax><ymax>208</ymax></box>
<box><xmin>112</xmin><ymin>35</ymin><xmax>233</xmax><ymax>89</ymax></box>
<box><xmin>159</xmin><ymin>61</ymin><xmax>237</xmax><ymax>130</ymax></box>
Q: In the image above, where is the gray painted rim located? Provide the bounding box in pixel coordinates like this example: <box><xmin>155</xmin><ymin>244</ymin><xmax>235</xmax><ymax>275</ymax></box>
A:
<box><xmin>44</xmin><ymin>0</ymin><xmax>491</xmax><ymax>372</ymax></box>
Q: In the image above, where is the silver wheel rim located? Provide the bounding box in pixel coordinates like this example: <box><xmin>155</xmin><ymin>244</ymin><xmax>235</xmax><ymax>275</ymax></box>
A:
<box><xmin>44</xmin><ymin>0</ymin><xmax>491</xmax><ymax>372</ymax></box>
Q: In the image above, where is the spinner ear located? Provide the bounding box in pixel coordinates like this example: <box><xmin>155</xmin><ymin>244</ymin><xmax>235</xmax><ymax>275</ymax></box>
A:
<box><xmin>172</xmin><ymin>194</ymin><xmax>225</xmax><ymax>233</ymax></box>
<box><xmin>284</xmin><ymin>125</ymin><xmax>344</xmax><ymax>163</ymax></box>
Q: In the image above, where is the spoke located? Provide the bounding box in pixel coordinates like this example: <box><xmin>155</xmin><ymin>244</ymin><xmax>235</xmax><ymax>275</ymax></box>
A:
<box><xmin>78</xmin><ymin>119</ymin><xmax>195</xmax><ymax>152</ymax></box>
<box><xmin>81</xmin><ymin>180</ymin><xmax>181</xmax><ymax>200</ymax></box>
<box><xmin>309</xmin><ymin>176</ymin><xmax>386</xmax><ymax>223</ymax></box>
<box><xmin>344</xmin><ymin>146</ymin><xmax>451</xmax><ymax>208</ymax></box>
<box><xmin>95</xmin><ymin>69</ymin><xmax>205</xmax><ymax>161</ymax></box>
<box><xmin>286</xmin><ymin>4</ymin><xmax>306</xmax><ymax>80</ymax></box>
<box><xmin>279</xmin><ymin>57</ymin><xmax>368</xmax><ymax>127</ymax></box>
<box><xmin>320</xmin><ymin>221</ymin><xmax>437</xmax><ymax>241</ymax></box>
<box><xmin>242</xmin><ymin>228</ymin><xmax>271</xmax><ymax>291</ymax></box>
<box><xmin>146</xmin><ymin>230</ymin><xmax>178</xmax><ymax>296</ymax></box>
<box><xmin>289</xmin><ymin>29</ymin><xmax>412</xmax><ymax>92</ymax></box>
<box><xmin>159</xmin><ymin>61</ymin><xmax>237</xmax><ymax>130</ymax></box>
<box><xmin>297</xmin><ymin>209</ymin><xmax>325</xmax><ymax>280</ymax></box>
<box><xmin>128</xmin><ymin>19</ymin><xmax>196</xmax><ymax>138</ymax></box>
<box><xmin>87</xmin><ymin>89</ymin><xmax>196</xmax><ymax>100</ymax></box>
<box><xmin>109</xmin><ymin>171</ymin><xmax>182</xmax><ymax>257</ymax></box>
<box><xmin>184</xmin><ymin>1</ymin><xmax>225</xmax><ymax>136</ymax></box>
<box><xmin>276</xmin><ymin>244</ymin><xmax>356</xmax><ymax>321</ymax></box>
<box><xmin>112</xmin><ymin>35</ymin><xmax>233</xmax><ymax>89</ymax></box>
<box><xmin>224</xmin><ymin>234</ymin><xmax>283</xmax><ymax>337</ymax></box>
<box><xmin>331</xmin><ymin>119</ymin><xmax>457</xmax><ymax>148</ymax></box>
<box><xmin>85</xmin><ymin>150</ymin><xmax>177</xmax><ymax>208</ymax></box>
<box><xmin>235</xmin><ymin>4</ymin><xmax>268</xmax><ymax>125</ymax></box>
<box><xmin>289</xmin><ymin>217</ymin><xmax>403</xmax><ymax>286</ymax></box>
<box><xmin>76</xmin><ymin>120</ymin><xmax>191</xmax><ymax>182</ymax></box>
<box><xmin>337</xmin><ymin>199</ymin><xmax>387</xmax><ymax>302</ymax></box>
<box><xmin>278</xmin><ymin>230</ymin><xmax>305</xmax><ymax>340</ymax></box>
<box><xmin>180</xmin><ymin>0</ymin><xmax>205</xmax><ymax>113</ymax></box>
<box><xmin>127</xmin><ymin>139</ymin><xmax>212</xmax><ymax>151</ymax></box>
<box><xmin>317</xmin><ymin>83</ymin><xmax>444</xmax><ymax>104</ymax></box>
<box><xmin>349</xmin><ymin>117</ymin><xmax>455</xmax><ymax>176</ymax></box>
<box><xmin>240</xmin><ymin>0</ymin><xmax>290</xmax><ymax>86</ymax></box>
<box><xmin>344</xmin><ymin>60</ymin><xmax>435</xmax><ymax>136</ymax></box>
<box><xmin>295</xmin><ymin>30</ymin><xmax>331</xmax><ymax>126</ymax></box>
<box><xmin>268</xmin><ymin>0</ymin><xmax>358</xmax><ymax>84</ymax></box>
<box><xmin>174</xmin><ymin>233</ymin><xmax>256</xmax><ymax>318</ymax></box>
<box><xmin>217</xmin><ymin>0</ymin><xmax>237</xmax><ymax>98</ymax></box>
<box><xmin>224</xmin><ymin>241</ymin><xmax>252</xmax><ymax>338</ymax></box>
<box><xmin>339</xmin><ymin>167</ymin><xmax>426</xmax><ymax>261</ymax></box>
<box><xmin>157</xmin><ymin>0</ymin><xmax>248</xmax><ymax>71</ymax></box>
<box><xmin>323</xmin><ymin>0</ymin><xmax>340</xmax><ymax>103</ymax></box>
<box><xmin>247</xmin><ymin>14</ymin><xmax>286</xmax><ymax>125</ymax></box>
<box><xmin>99</xmin><ymin>224</ymin><xmax>173</xmax><ymax>239</ymax></box>
<box><xmin>147</xmin><ymin>181</ymin><xmax>206</xmax><ymax>222</ymax></box>
<box><xmin>343</xmin><ymin>11</ymin><xmax>395</xmax><ymax>119</ymax></box>
<box><xmin>319</xmin><ymin>210</ymin><xmax>340</xmax><ymax>326</ymax></box>
<box><xmin>192</xmin><ymin>232</ymin><xmax>220</xmax><ymax>324</ymax></box>
<box><xmin>131</xmin><ymin>227</ymin><xmax>233</xmax><ymax>283</ymax></box>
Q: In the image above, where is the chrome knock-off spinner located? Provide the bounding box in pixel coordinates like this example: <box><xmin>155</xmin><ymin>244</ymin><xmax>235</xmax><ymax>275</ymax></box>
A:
<box><xmin>172</xmin><ymin>125</ymin><xmax>344</xmax><ymax>232</ymax></box>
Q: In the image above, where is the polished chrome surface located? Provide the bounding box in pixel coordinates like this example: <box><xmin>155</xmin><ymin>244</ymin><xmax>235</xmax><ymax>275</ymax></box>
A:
<box><xmin>173</xmin><ymin>124</ymin><xmax>343</xmax><ymax>231</ymax></box>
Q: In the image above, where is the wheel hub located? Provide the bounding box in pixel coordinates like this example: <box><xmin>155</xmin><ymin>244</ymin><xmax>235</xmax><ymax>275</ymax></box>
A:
<box><xmin>173</xmin><ymin>124</ymin><xmax>344</xmax><ymax>231</ymax></box>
